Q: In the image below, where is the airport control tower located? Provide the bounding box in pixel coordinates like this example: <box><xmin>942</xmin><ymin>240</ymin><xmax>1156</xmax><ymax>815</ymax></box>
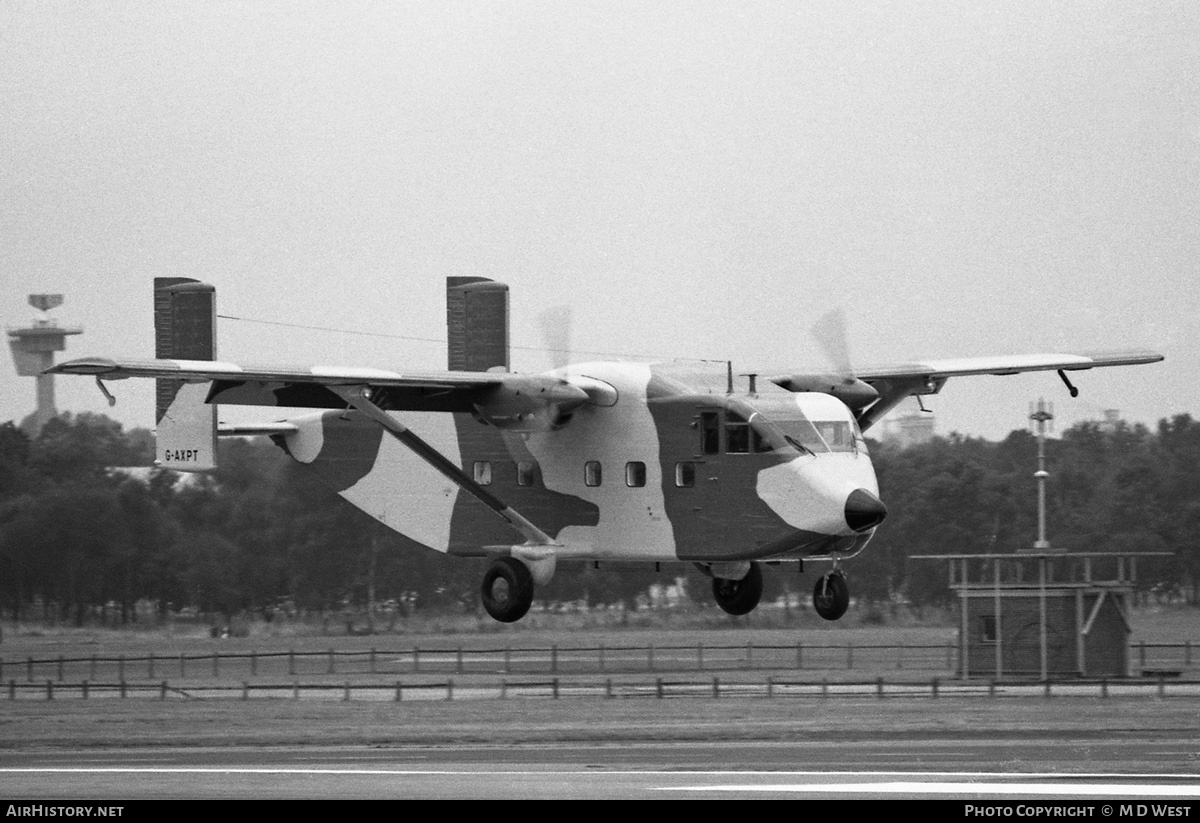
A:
<box><xmin>7</xmin><ymin>294</ymin><xmax>82</xmax><ymax>437</ymax></box>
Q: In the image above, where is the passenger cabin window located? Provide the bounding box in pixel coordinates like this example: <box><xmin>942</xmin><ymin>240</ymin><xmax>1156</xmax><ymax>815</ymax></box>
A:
<box><xmin>585</xmin><ymin>461</ymin><xmax>602</xmax><ymax>487</ymax></box>
<box><xmin>675</xmin><ymin>462</ymin><xmax>695</xmax><ymax>487</ymax></box>
<box><xmin>700</xmin><ymin>412</ymin><xmax>720</xmax><ymax>455</ymax></box>
<box><xmin>625</xmin><ymin>461</ymin><xmax>646</xmax><ymax>487</ymax></box>
<box><xmin>473</xmin><ymin>461</ymin><xmax>492</xmax><ymax>486</ymax></box>
<box><xmin>516</xmin><ymin>461</ymin><xmax>536</xmax><ymax>487</ymax></box>
<box><xmin>980</xmin><ymin>615</ymin><xmax>998</xmax><ymax>643</ymax></box>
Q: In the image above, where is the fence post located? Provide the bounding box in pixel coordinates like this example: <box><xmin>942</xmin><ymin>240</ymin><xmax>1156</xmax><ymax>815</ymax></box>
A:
<box><xmin>500</xmin><ymin>679</ymin><xmax>507</xmax><ymax>700</ymax></box>
<box><xmin>1101</xmin><ymin>678</ymin><xmax>1108</xmax><ymax>699</ymax></box>
<box><xmin>343</xmin><ymin>681</ymin><xmax>350</xmax><ymax>702</ymax></box>
<box><xmin>553</xmin><ymin>677</ymin><xmax>560</xmax><ymax>699</ymax></box>
<box><xmin>821</xmin><ymin>678</ymin><xmax>828</xmax><ymax>699</ymax></box>
<box><xmin>242</xmin><ymin>681</ymin><xmax>249</xmax><ymax>701</ymax></box>
<box><xmin>713</xmin><ymin>676</ymin><xmax>719</xmax><ymax>699</ymax></box>
<box><xmin>767</xmin><ymin>676</ymin><xmax>774</xmax><ymax>698</ymax></box>
<box><xmin>293</xmin><ymin>681</ymin><xmax>299</xmax><ymax>701</ymax></box>
<box><xmin>551</xmin><ymin>645</ymin><xmax>557</xmax><ymax>674</ymax></box>
<box><xmin>394</xmin><ymin>681</ymin><xmax>401</xmax><ymax>702</ymax></box>
<box><xmin>1158</xmin><ymin>674</ymin><xmax>1165</xmax><ymax>700</ymax></box>
<box><xmin>1139</xmin><ymin>641</ymin><xmax>1146</xmax><ymax>670</ymax></box>
<box><xmin>0</xmin><ymin>657</ymin><xmax>3</xmax><ymax>682</ymax></box>
<box><xmin>8</xmin><ymin>679</ymin><xmax>13</xmax><ymax>701</ymax></box>
<box><xmin>82</xmin><ymin>680</ymin><xmax>89</xmax><ymax>700</ymax></box>
<box><xmin>160</xmin><ymin>681</ymin><xmax>167</xmax><ymax>700</ymax></box>
<box><xmin>606</xmin><ymin>678</ymin><xmax>613</xmax><ymax>699</ymax></box>
<box><xmin>288</xmin><ymin>650</ymin><xmax>295</xmax><ymax>676</ymax></box>
<box><xmin>1044</xmin><ymin>679</ymin><xmax>1052</xmax><ymax>698</ymax></box>
<box><xmin>46</xmin><ymin>680</ymin><xmax>53</xmax><ymax>701</ymax></box>
<box><xmin>656</xmin><ymin>677</ymin><xmax>663</xmax><ymax>699</ymax></box>
<box><xmin>876</xmin><ymin>676</ymin><xmax>884</xmax><ymax>698</ymax></box>
<box><xmin>120</xmin><ymin>680</ymin><xmax>127</xmax><ymax>699</ymax></box>
<box><xmin>447</xmin><ymin>678</ymin><xmax>454</xmax><ymax>701</ymax></box>
<box><xmin>932</xmin><ymin>677</ymin><xmax>938</xmax><ymax>699</ymax></box>
<box><xmin>989</xmin><ymin>679</ymin><xmax>996</xmax><ymax>698</ymax></box>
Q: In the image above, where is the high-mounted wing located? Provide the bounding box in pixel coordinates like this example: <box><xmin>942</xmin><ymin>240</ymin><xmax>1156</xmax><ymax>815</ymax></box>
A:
<box><xmin>48</xmin><ymin>355</ymin><xmax>591</xmax><ymax>431</ymax></box>
<box><xmin>771</xmin><ymin>349</ymin><xmax>1163</xmax><ymax>432</ymax></box>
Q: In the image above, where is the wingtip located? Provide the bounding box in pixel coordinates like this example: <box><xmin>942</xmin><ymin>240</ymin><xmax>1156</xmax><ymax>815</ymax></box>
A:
<box><xmin>44</xmin><ymin>356</ymin><xmax>118</xmax><ymax>375</ymax></box>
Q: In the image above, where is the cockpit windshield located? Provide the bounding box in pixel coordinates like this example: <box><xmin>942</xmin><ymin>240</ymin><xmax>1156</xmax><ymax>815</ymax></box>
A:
<box><xmin>740</xmin><ymin>394</ymin><xmax>864</xmax><ymax>455</ymax></box>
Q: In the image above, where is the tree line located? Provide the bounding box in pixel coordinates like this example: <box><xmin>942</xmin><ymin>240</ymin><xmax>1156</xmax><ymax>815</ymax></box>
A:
<box><xmin>0</xmin><ymin>411</ymin><xmax>1196</xmax><ymax>625</ymax></box>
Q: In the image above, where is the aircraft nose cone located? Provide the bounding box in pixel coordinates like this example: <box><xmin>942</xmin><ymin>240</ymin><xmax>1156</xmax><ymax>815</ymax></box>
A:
<box><xmin>845</xmin><ymin>488</ymin><xmax>887</xmax><ymax>533</ymax></box>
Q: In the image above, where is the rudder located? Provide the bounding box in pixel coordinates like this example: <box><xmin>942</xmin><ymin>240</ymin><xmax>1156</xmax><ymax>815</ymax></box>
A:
<box><xmin>154</xmin><ymin>278</ymin><xmax>217</xmax><ymax>471</ymax></box>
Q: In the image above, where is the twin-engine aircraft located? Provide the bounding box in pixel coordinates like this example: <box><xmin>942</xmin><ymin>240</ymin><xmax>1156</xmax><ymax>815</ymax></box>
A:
<box><xmin>50</xmin><ymin>278</ymin><xmax>1162</xmax><ymax>622</ymax></box>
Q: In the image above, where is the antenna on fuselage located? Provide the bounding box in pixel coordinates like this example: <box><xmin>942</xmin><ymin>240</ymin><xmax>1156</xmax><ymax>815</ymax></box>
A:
<box><xmin>725</xmin><ymin>360</ymin><xmax>733</xmax><ymax>395</ymax></box>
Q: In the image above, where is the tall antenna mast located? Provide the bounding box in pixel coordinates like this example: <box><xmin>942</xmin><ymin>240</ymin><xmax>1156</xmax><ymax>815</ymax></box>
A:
<box><xmin>1028</xmin><ymin>398</ymin><xmax>1055</xmax><ymax>551</ymax></box>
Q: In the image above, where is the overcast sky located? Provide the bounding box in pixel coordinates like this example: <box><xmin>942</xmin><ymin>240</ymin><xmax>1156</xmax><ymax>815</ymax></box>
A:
<box><xmin>2</xmin><ymin>1</ymin><xmax>1197</xmax><ymax>441</ymax></box>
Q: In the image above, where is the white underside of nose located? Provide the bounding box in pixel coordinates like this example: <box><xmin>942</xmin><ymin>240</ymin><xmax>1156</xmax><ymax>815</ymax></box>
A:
<box><xmin>756</xmin><ymin>453</ymin><xmax>879</xmax><ymax>535</ymax></box>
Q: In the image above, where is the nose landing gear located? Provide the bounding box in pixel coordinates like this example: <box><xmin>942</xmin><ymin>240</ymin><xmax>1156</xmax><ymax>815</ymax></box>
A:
<box><xmin>813</xmin><ymin>569</ymin><xmax>850</xmax><ymax>621</ymax></box>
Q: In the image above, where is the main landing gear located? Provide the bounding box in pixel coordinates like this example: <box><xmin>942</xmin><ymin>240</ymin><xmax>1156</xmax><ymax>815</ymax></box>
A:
<box><xmin>480</xmin><ymin>557</ymin><xmax>535</xmax><ymax>623</ymax></box>
<box><xmin>712</xmin><ymin>562</ymin><xmax>764</xmax><ymax>616</ymax></box>
<box><xmin>813</xmin><ymin>569</ymin><xmax>850</xmax><ymax>621</ymax></box>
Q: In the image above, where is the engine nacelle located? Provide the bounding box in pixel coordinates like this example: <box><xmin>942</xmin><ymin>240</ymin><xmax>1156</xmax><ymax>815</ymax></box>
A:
<box><xmin>471</xmin><ymin>376</ymin><xmax>589</xmax><ymax>431</ymax></box>
<box><xmin>769</xmin><ymin>373</ymin><xmax>879</xmax><ymax>410</ymax></box>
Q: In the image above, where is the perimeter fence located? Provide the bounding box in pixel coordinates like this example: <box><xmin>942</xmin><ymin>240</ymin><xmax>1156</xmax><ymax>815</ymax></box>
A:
<box><xmin>2</xmin><ymin>640</ymin><xmax>1195</xmax><ymax>683</ymax></box>
<box><xmin>5</xmin><ymin>674</ymin><xmax>1200</xmax><ymax>702</ymax></box>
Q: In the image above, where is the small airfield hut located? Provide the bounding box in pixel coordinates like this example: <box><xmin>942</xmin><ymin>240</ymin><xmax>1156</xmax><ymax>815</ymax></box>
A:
<box><xmin>910</xmin><ymin>552</ymin><xmax>1171</xmax><ymax>680</ymax></box>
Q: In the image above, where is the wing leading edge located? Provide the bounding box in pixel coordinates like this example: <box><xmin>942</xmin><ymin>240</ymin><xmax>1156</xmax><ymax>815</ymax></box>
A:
<box><xmin>771</xmin><ymin>349</ymin><xmax>1163</xmax><ymax>432</ymax></box>
<box><xmin>48</xmin><ymin>356</ymin><xmax>590</xmax><ymax>426</ymax></box>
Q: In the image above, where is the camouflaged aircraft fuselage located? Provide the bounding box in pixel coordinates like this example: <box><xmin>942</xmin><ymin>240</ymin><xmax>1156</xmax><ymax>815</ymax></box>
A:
<box><xmin>276</xmin><ymin>361</ymin><xmax>880</xmax><ymax>564</ymax></box>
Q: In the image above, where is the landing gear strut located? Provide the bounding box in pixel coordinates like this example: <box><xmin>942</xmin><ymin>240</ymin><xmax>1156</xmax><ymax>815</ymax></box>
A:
<box><xmin>712</xmin><ymin>562</ymin><xmax>764</xmax><ymax>616</ymax></box>
<box><xmin>480</xmin><ymin>557</ymin><xmax>534</xmax><ymax>623</ymax></box>
<box><xmin>812</xmin><ymin>570</ymin><xmax>849</xmax><ymax>621</ymax></box>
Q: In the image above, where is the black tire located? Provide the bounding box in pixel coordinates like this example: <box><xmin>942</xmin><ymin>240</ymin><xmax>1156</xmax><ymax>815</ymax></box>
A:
<box><xmin>813</xmin><ymin>572</ymin><xmax>849</xmax><ymax>621</ymax></box>
<box><xmin>480</xmin><ymin>557</ymin><xmax>535</xmax><ymax>623</ymax></box>
<box><xmin>712</xmin><ymin>562</ymin><xmax>763</xmax><ymax>616</ymax></box>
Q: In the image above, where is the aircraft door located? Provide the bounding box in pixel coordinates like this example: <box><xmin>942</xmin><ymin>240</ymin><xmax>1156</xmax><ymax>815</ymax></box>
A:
<box><xmin>694</xmin><ymin>409</ymin><xmax>724</xmax><ymax>525</ymax></box>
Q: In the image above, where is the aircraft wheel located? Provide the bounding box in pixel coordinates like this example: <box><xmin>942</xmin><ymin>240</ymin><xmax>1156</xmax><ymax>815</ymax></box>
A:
<box><xmin>480</xmin><ymin>557</ymin><xmax>535</xmax><ymax>623</ymax></box>
<box><xmin>712</xmin><ymin>562</ymin><xmax>763</xmax><ymax>616</ymax></box>
<box><xmin>813</xmin><ymin>572</ymin><xmax>850</xmax><ymax>621</ymax></box>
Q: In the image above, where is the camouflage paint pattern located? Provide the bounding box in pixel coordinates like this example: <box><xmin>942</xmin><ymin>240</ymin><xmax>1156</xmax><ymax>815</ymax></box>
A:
<box><xmin>278</xmin><ymin>359</ymin><xmax>881</xmax><ymax>565</ymax></box>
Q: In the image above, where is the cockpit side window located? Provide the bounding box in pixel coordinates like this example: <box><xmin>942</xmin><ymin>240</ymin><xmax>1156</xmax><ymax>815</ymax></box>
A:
<box><xmin>725</xmin><ymin>412</ymin><xmax>750</xmax><ymax>453</ymax></box>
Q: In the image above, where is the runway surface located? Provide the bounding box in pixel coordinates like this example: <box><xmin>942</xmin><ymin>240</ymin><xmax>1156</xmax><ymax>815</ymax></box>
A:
<box><xmin>3</xmin><ymin>736</ymin><xmax>1199</xmax><ymax>799</ymax></box>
